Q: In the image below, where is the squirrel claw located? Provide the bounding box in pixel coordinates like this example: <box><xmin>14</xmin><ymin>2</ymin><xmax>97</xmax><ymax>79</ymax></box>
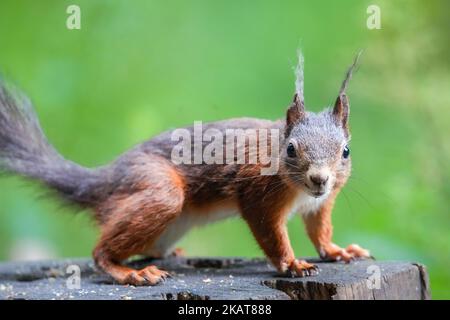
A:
<box><xmin>344</xmin><ymin>256</ymin><xmax>355</xmax><ymax>264</ymax></box>
<box><xmin>286</xmin><ymin>259</ymin><xmax>319</xmax><ymax>278</ymax></box>
<box><xmin>126</xmin><ymin>265</ymin><xmax>170</xmax><ymax>286</ymax></box>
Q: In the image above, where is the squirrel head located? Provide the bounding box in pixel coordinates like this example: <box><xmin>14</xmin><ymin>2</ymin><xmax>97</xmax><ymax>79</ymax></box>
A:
<box><xmin>281</xmin><ymin>51</ymin><xmax>361</xmax><ymax>198</ymax></box>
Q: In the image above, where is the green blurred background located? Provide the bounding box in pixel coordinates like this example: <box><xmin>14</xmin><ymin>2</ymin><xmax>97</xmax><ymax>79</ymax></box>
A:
<box><xmin>0</xmin><ymin>0</ymin><xmax>448</xmax><ymax>298</ymax></box>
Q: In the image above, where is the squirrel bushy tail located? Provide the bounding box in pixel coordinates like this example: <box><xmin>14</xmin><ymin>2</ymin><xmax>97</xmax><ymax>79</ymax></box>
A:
<box><xmin>0</xmin><ymin>80</ymin><xmax>108</xmax><ymax>207</ymax></box>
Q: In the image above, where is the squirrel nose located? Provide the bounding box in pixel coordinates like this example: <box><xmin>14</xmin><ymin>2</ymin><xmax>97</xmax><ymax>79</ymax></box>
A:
<box><xmin>308</xmin><ymin>174</ymin><xmax>329</xmax><ymax>187</ymax></box>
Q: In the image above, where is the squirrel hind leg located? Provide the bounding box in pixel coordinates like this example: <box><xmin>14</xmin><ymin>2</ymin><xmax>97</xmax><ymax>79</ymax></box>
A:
<box><xmin>93</xmin><ymin>162</ymin><xmax>186</xmax><ymax>285</ymax></box>
<box><xmin>93</xmin><ymin>189</ymin><xmax>183</xmax><ymax>286</ymax></box>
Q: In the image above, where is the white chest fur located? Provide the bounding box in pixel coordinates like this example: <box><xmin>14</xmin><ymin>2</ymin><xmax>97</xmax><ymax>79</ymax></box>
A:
<box><xmin>289</xmin><ymin>191</ymin><xmax>328</xmax><ymax>218</ymax></box>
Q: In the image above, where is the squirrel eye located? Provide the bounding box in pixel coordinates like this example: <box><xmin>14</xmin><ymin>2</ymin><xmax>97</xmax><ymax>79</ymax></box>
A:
<box><xmin>343</xmin><ymin>145</ymin><xmax>350</xmax><ymax>159</ymax></box>
<box><xmin>287</xmin><ymin>143</ymin><xmax>296</xmax><ymax>157</ymax></box>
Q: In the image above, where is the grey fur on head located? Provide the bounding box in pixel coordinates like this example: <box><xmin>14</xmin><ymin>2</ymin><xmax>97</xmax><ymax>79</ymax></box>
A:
<box><xmin>289</xmin><ymin>109</ymin><xmax>347</xmax><ymax>165</ymax></box>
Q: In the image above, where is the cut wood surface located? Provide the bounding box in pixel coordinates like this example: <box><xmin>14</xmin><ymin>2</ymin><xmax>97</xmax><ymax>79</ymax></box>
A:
<box><xmin>0</xmin><ymin>257</ymin><xmax>430</xmax><ymax>300</ymax></box>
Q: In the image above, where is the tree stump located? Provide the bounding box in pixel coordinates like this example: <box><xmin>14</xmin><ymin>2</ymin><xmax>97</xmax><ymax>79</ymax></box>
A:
<box><xmin>0</xmin><ymin>257</ymin><xmax>430</xmax><ymax>300</ymax></box>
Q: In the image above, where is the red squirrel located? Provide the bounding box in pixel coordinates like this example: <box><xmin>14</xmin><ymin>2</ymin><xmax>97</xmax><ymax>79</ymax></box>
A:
<box><xmin>0</xmin><ymin>52</ymin><xmax>371</xmax><ymax>286</ymax></box>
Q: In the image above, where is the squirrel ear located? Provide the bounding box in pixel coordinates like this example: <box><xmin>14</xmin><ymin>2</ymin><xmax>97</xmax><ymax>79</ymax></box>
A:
<box><xmin>333</xmin><ymin>93</ymin><xmax>349</xmax><ymax>132</ymax></box>
<box><xmin>286</xmin><ymin>93</ymin><xmax>305</xmax><ymax>137</ymax></box>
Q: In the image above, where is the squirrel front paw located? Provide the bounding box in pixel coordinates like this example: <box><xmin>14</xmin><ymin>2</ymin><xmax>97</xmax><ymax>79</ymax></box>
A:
<box><xmin>320</xmin><ymin>243</ymin><xmax>371</xmax><ymax>263</ymax></box>
<box><xmin>283</xmin><ymin>259</ymin><xmax>319</xmax><ymax>277</ymax></box>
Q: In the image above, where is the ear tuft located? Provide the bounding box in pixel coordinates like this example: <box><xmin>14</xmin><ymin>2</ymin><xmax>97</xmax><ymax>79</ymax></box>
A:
<box><xmin>286</xmin><ymin>50</ymin><xmax>306</xmax><ymax>137</ymax></box>
<box><xmin>332</xmin><ymin>51</ymin><xmax>362</xmax><ymax>135</ymax></box>
<box><xmin>294</xmin><ymin>49</ymin><xmax>305</xmax><ymax>103</ymax></box>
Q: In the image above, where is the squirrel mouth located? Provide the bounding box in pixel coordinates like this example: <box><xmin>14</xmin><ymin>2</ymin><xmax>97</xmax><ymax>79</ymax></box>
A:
<box><xmin>303</xmin><ymin>181</ymin><xmax>329</xmax><ymax>198</ymax></box>
<box><xmin>303</xmin><ymin>187</ymin><xmax>327</xmax><ymax>198</ymax></box>
<box><xmin>311</xmin><ymin>191</ymin><xmax>325</xmax><ymax>198</ymax></box>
